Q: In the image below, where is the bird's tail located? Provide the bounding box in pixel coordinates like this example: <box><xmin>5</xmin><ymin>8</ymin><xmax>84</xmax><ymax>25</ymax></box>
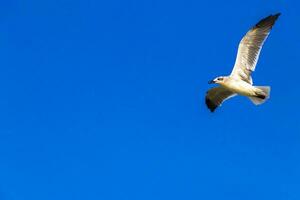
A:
<box><xmin>248</xmin><ymin>86</ymin><xmax>271</xmax><ymax>105</ymax></box>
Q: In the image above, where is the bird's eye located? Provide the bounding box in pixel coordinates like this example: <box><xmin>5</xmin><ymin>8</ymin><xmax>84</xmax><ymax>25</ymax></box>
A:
<box><xmin>218</xmin><ymin>77</ymin><xmax>223</xmax><ymax>81</ymax></box>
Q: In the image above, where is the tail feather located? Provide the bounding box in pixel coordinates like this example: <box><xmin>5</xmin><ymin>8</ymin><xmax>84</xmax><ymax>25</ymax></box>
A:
<box><xmin>248</xmin><ymin>86</ymin><xmax>271</xmax><ymax>105</ymax></box>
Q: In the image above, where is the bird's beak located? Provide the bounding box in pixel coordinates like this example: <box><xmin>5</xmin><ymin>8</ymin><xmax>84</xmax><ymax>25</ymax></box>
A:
<box><xmin>208</xmin><ymin>79</ymin><xmax>215</xmax><ymax>84</ymax></box>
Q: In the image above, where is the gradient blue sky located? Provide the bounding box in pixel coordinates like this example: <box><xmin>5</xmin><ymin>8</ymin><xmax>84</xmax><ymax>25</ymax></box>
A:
<box><xmin>0</xmin><ymin>0</ymin><xmax>299</xmax><ymax>199</ymax></box>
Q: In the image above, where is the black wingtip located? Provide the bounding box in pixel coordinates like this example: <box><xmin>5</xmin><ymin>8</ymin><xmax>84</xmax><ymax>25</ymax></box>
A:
<box><xmin>255</xmin><ymin>12</ymin><xmax>281</xmax><ymax>28</ymax></box>
<box><xmin>205</xmin><ymin>97</ymin><xmax>217</xmax><ymax>113</ymax></box>
<box><xmin>273</xmin><ymin>12</ymin><xmax>281</xmax><ymax>19</ymax></box>
<box><xmin>274</xmin><ymin>12</ymin><xmax>281</xmax><ymax>17</ymax></box>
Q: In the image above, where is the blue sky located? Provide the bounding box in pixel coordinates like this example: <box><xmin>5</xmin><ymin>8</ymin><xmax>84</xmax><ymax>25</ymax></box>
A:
<box><xmin>0</xmin><ymin>0</ymin><xmax>299</xmax><ymax>199</ymax></box>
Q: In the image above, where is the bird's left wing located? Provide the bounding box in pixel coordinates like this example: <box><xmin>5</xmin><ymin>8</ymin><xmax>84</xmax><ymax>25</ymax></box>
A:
<box><xmin>230</xmin><ymin>13</ymin><xmax>280</xmax><ymax>84</ymax></box>
<box><xmin>205</xmin><ymin>87</ymin><xmax>236</xmax><ymax>112</ymax></box>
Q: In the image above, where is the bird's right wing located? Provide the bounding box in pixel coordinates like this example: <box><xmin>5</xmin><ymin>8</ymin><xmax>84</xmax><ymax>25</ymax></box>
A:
<box><xmin>230</xmin><ymin>13</ymin><xmax>280</xmax><ymax>84</ymax></box>
<box><xmin>205</xmin><ymin>87</ymin><xmax>236</xmax><ymax>112</ymax></box>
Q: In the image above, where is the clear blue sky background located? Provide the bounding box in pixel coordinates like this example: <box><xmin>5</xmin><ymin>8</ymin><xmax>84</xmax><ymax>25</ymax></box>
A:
<box><xmin>0</xmin><ymin>0</ymin><xmax>299</xmax><ymax>199</ymax></box>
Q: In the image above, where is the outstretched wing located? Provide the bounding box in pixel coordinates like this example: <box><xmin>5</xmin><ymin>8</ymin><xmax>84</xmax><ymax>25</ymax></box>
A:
<box><xmin>205</xmin><ymin>87</ymin><xmax>236</xmax><ymax>112</ymax></box>
<box><xmin>230</xmin><ymin>13</ymin><xmax>280</xmax><ymax>84</ymax></box>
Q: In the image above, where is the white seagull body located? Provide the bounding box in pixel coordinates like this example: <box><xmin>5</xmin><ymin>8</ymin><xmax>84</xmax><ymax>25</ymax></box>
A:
<box><xmin>206</xmin><ymin>13</ymin><xmax>280</xmax><ymax>112</ymax></box>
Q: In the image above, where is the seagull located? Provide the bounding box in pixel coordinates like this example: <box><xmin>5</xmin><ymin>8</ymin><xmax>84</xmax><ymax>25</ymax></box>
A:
<box><xmin>205</xmin><ymin>13</ymin><xmax>281</xmax><ymax>112</ymax></box>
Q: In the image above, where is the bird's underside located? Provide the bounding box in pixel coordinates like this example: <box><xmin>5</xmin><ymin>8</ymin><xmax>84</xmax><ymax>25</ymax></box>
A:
<box><xmin>205</xmin><ymin>13</ymin><xmax>280</xmax><ymax>112</ymax></box>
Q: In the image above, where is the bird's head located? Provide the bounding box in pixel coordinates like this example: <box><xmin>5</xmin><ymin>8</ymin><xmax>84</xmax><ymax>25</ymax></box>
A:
<box><xmin>208</xmin><ymin>76</ymin><xmax>227</xmax><ymax>84</ymax></box>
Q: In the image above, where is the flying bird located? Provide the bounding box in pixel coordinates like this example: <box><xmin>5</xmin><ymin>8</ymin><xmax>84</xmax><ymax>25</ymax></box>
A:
<box><xmin>205</xmin><ymin>13</ymin><xmax>281</xmax><ymax>112</ymax></box>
